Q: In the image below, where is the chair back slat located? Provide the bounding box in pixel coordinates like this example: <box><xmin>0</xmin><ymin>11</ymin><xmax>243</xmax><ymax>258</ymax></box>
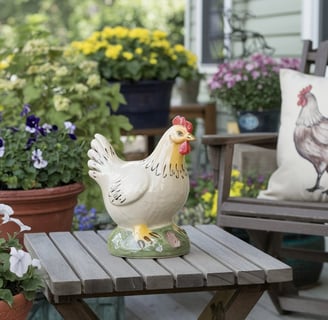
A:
<box><xmin>300</xmin><ymin>39</ymin><xmax>328</xmax><ymax>76</ymax></box>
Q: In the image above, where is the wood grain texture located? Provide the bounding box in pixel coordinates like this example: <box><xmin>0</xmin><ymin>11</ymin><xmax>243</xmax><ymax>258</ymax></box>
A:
<box><xmin>24</xmin><ymin>232</ymin><xmax>81</xmax><ymax>297</ymax></box>
<box><xmin>49</xmin><ymin>232</ymin><xmax>112</xmax><ymax>294</ymax></box>
<box><xmin>185</xmin><ymin>226</ymin><xmax>265</xmax><ymax>285</ymax></box>
<box><xmin>74</xmin><ymin>231</ymin><xmax>143</xmax><ymax>292</ymax></box>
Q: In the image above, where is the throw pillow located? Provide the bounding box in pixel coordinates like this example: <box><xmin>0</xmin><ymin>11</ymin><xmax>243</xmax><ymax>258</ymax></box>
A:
<box><xmin>258</xmin><ymin>68</ymin><xmax>328</xmax><ymax>201</ymax></box>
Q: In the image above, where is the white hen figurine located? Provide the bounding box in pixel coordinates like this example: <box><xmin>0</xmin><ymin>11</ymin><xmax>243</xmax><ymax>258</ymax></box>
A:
<box><xmin>87</xmin><ymin>116</ymin><xmax>195</xmax><ymax>258</ymax></box>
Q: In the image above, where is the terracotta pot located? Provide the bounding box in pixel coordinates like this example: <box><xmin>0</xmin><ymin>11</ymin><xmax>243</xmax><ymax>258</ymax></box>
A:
<box><xmin>0</xmin><ymin>293</ymin><xmax>33</xmax><ymax>320</ymax></box>
<box><xmin>0</xmin><ymin>183</ymin><xmax>84</xmax><ymax>244</ymax></box>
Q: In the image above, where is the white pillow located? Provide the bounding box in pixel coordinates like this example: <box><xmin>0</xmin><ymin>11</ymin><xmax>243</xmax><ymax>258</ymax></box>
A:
<box><xmin>258</xmin><ymin>69</ymin><xmax>328</xmax><ymax>201</ymax></box>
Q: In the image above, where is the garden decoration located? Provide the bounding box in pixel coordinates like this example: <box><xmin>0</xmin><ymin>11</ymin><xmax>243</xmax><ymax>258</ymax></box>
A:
<box><xmin>208</xmin><ymin>54</ymin><xmax>300</xmax><ymax>132</ymax></box>
<box><xmin>0</xmin><ymin>203</ymin><xmax>43</xmax><ymax>320</ymax></box>
<box><xmin>72</xmin><ymin>26</ymin><xmax>198</xmax><ymax>129</ymax></box>
<box><xmin>0</xmin><ymin>105</ymin><xmax>84</xmax><ymax>243</ymax></box>
<box><xmin>88</xmin><ymin>116</ymin><xmax>195</xmax><ymax>258</ymax></box>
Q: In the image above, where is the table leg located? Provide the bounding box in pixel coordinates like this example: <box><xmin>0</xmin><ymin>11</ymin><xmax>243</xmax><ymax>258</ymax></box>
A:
<box><xmin>198</xmin><ymin>286</ymin><xmax>264</xmax><ymax>320</ymax></box>
<box><xmin>55</xmin><ymin>299</ymin><xmax>99</xmax><ymax>320</ymax></box>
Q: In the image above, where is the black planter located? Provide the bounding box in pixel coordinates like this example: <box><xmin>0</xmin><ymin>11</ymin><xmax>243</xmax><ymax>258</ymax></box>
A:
<box><xmin>237</xmin><ymin>109</ymin><xmax>280</xmax><ymax>133</ymax></box>
<box><xmin>282</xmin><ymin>234</ymin><xmax>325</xmax><ymax>288</ymax></box>
<box><xmin>109</xmin><ymin>80</ymin><xmax>175</xmax><ymax>130</ymax></box>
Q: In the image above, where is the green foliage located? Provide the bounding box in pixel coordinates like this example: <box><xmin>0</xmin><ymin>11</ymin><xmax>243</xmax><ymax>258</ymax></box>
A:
<box><xmin>0</xmin><ymin>231</ymin><xmax>43</xmax><ymax>307</ymax></box>
<box><xmin>0</xmin><ymin>110</ymin><xmax>84</xmax><ymax>190</ymax></box>
<box><xmin>0</xmin><ymin>21</ymin><xmax>132</xmax><ymax>209</ymax></box>
<box><xmin>0</xmin><ymin>0</ymin><xmax>185</xmax><ymax>43</ymax></box>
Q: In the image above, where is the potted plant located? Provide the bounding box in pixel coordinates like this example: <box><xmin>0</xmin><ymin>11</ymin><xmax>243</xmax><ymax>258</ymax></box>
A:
<box><xmin>0</xmin><ymin>203</ymin><xmax>43</xmax><ymax>319</ymax></box>
<box><xmin>208</xmin><ymin>54</ymin><xmax>300</xmax><ymax>132</ymax></box>
<box><xmin>0</xmin><ymin>21</ymin><xmax>131</xmax><ymax>210</ymax></box>
<box><xmin>71</xmin><ymin>26</ymin><xmax>199</xmax><ymax>129</ymax></box>
<box><xmin>174</xmin><ymin>68</ymin><xmax>204</xmax><ymax>104</ymax></box>
<box><xmin>0</xmin><ymin>104</ymin><xmax>85</xmax><ymax>243</ymax></box>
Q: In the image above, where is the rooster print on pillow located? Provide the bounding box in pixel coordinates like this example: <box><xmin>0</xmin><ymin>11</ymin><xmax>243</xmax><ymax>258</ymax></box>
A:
<box><xmin>293</xmin><ymin>85</ymin><xmax>328</xmax><ymax>194</ymax></box>
<box><xmin>258</xmin><ymin>69</ymin><xmax>328</xmax><ymax>202</ymax></box>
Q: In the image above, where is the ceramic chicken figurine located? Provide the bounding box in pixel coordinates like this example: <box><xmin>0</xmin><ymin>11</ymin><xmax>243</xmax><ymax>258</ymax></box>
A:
<box><xmin>87</xmin><ymin>116</ymin><xmax>195</xmax><ymax>258</ymax></box>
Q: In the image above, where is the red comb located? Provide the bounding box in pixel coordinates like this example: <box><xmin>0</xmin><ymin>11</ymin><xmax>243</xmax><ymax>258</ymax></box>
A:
<box><xmin>299</xmin><ymin>85</ymin><xmax>312</xmax><ymax>96</ymax></box>
<box><xmin>297</xmin><ymin>85</ymin><xmax>312</xmax><ymax>106</ymax></box>
<box><xmin>172</xmin><ymin>115</ymin><xmax>193</xmax><ymax>133</ymax></box>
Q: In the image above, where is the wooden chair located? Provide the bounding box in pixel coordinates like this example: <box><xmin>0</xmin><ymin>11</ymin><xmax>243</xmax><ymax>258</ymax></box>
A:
<box><xmin>202</xmin><ymin>39</ymin><xmax>328</xmax><ymax>317</ymax></box>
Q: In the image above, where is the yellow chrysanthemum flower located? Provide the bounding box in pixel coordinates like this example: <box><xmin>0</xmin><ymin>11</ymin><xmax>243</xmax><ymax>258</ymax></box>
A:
<box><xmin>105</xmin><ymin>45</ymin><xmax>123</xmax><ymax>59</ymax></box>
<box><xmin>149</xmin><ymin>58</ymin><xmax>157</xmax><ymax>65</ymax></box>
<box><xmin>122</xmin><ymin>52</ymin><xmax>133</xmax><ymax>60</ymax></box>
<box><xmin>174</xmin><ymin>44</ymin><xmax>185</xmax><ymax>52</ymax></box>
<box><xmin>101</xmin><ymin>27</ymin><xmax>116</xmax><ymax>39</ymax></box>
<box><xmin>71</xmin><ymin>26</ymin><xmax>198</xmax><ymax>81</ymax></box>
<box><xmin>129</xmin><ymin>28</ymin><xmax>150</xmax><ymax>42</ymax></box>
<box><xmin>152</xmin><ymin>30</ymin><xmax>167</xmax><ymax>40</ymax></box>
<box><xmin>113</xmin><ymin>26</ymin><xmax>129</xmax><ymax>38</ymax></box>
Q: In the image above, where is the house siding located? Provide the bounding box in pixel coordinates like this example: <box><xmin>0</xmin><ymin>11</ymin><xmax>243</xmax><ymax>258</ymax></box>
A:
<box><xmin>187</xmin><ymin>0</ymin><xmax>303</xmax><ymax>63</ymax></box>
<box><xmin>234</xmin><ymin>0</ymin><xmax>302</xmax><ymax>58</ymax></box>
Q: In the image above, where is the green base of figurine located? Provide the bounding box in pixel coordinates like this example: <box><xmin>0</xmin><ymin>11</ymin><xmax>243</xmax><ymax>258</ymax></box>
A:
<box><xmin>108</xmin><ymin>224</ymin><xmax>190</xmax><ymax>258</ymax></box>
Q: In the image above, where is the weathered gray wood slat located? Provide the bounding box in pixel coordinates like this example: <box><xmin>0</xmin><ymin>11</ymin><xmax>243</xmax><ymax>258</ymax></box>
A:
<box><xmin>49</xmin><ymin>232</ymin><xmax>112</xmax><ymax>294</ymax></box>
<box><xmin>126</xmin><ymin>258</ymin><xmax>174</xmax><ymax>290</ymax></box>
<box><xmin>24</xmin><ymin>233</ymin><xmax>81</xmax><ymax>296</ymax></box>
<box><xmin>222</xmin><ymin>200</ymin><xmax>328</xmax><ymax>222</ymax></box>
<box><xmin>74</xmin><ymin>231</ymin><xmax>143</xmax><ymax>292</ymax></box>
<box><xmin>196</xmin><ymin>224</ymin><xmax>292</xmax><ymax>283</ymax></box>
<box><xmin>184</xmin><ymin>226</ymin><xmax>265</xmax><ymax>285</ymax></box>
<box><xmin>220</xmin><ymin>215</ymin><xmax>328</xmax><ymax>237</ymax></box>
<box><xmin>157</xmin><ymin>255</ymin><xmax>204</xmax><ymax>288</ymax></box>
<box><xmin>183</xmin><ymin>244</ymin><xmax>235</xmax><ymax>286</ymax></box>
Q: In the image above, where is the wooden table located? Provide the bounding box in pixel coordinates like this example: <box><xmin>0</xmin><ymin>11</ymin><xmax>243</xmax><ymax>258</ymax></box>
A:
<box><xmin>24</xmin><ymin>224</ymin><xmax>292</xmax><ymax>320</ymax></box>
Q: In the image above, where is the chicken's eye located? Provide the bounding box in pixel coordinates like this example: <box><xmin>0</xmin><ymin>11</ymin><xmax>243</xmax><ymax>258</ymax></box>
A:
<box><xmin>176</xmin><ymin>130</ymin><xmax>184</xmax><ymax>137</ymax></box>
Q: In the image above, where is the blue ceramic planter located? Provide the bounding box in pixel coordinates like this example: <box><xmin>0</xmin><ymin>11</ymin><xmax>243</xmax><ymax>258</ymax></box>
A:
<box><xmin>237</xmin><ymin>109</ymin><xmax>280</xmax><ymax>133</ymax></box>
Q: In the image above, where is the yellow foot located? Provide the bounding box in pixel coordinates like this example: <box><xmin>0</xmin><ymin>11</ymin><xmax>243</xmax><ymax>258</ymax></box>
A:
<box><xmin>134</xmin><ymin>224</ymin><xmax>160</xmax><ymax>248</ymax></box>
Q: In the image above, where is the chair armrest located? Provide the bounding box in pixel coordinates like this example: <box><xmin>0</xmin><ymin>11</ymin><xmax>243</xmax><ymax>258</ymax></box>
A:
<box><xmin>202</xmin><ymin>132</ymin><xmax>278</xmax><ymax>149</ymax></box>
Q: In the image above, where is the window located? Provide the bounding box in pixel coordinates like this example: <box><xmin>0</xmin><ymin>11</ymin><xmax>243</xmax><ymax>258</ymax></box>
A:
<box><xmin>320</xmin><ymin>0</ymin><xmax>328</xmax><ymax>40</ymax></box>
<box><xmin>196</xmin><ymin>0</ymin><xmax>229</xmax><ymax>73</ymax></box>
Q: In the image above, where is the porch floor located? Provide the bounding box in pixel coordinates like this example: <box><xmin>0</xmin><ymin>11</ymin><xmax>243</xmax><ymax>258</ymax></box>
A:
<box><xmin>125</xmin><ymin>262</ymin><xmax>328</xmax><ymax>319</ymax></box>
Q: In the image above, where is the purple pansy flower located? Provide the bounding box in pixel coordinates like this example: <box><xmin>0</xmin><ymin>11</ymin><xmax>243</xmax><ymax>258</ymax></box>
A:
<box><xmin>64</xmin><ymin>121</ymin><xmax>77</xmax><ymax>140</ymax></box>
<box><xmin>20</xmin><ymin>104</ymin><xmax>31</xmax><ymax>117</ymax></box>
<box><xmin>25</xmin><ymin>115</ymin><xmax>40</xmax><ymax>133</ymax></box>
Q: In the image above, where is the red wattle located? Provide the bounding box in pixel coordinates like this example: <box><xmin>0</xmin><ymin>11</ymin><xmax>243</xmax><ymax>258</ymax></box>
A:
<box><xmin>179</xmin><ymin>141</ymin><xmax>190</xmax><ymax>155</ymax></box>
